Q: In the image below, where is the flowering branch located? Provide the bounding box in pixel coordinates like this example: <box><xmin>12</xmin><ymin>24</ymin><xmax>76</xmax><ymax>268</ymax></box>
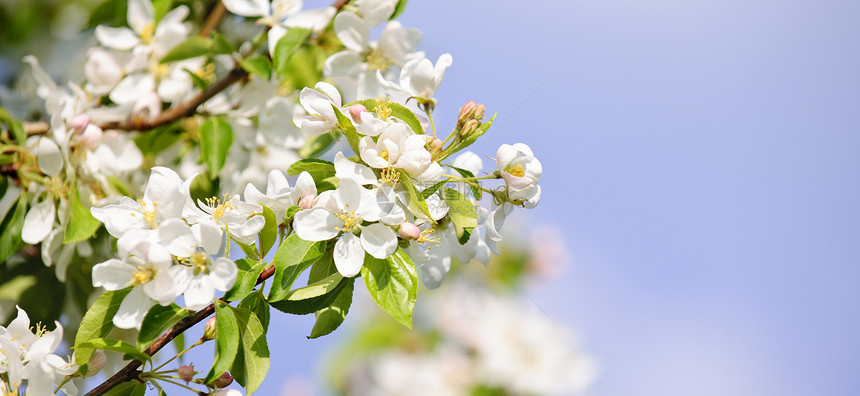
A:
<box><xmin>84</xmin><ymin>265</ymin><xmax>276</xmax><ymax>396</ymax></box>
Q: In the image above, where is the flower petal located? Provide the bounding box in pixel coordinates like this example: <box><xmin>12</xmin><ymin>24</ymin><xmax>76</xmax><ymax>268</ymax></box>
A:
<box><xmin>294</xmin><ymin>208</ymin><xmax>340</xmax><ymax>241</ymax></box>
<box><xmin>183</xmin><ymin>277</ymin><xmax>215</xmax><ymax>311</ymax></box>
<box><xmin>209</xmin><ymin>257</ymin><xmax>238</xmax><ymax>290</ymax></box>
<box><xmin>22</xmin><ymin>199</ymin><xmax>55</xmax><ymax>244</ymax></box>
<box><xmin>284</xmin><ymin>7</ymin><xmax>336</xmax><ymax>31</ymax></box>
<box><xmin>94</xmin><ymin>26</ymin><xmax>140</xmax><ymax>50</ymax></box>
<box><xmin>334</xmin><ymin>151</ymin><xmax>377</xmax><ymax>186</ymax></box>
<box><xmin>333</xmin><ymin>11</ymin><xmax>369</xmax><ymax>52</ymax></box>
<box><xmin>114</xmin><ymin>287</ymin><xmax>155</xmax><ymax>329</ymax></box>
<box><xmin>36</xmin><ymin>137</ymin><xmax>63</xmax><ymax>176</ymax></box>
<box><xmin>360</xmin><ymin>223</ymin><xmax>397</xmax><ymax>259</ymax></box>
<box><xmin>334</xmin><ymin>233</ymin><xmax>364</xmax><ymax>277</ymax></box>
<box><xmin>92</xmin><ymin>259</ymin><xmax>135</xmax><ymax>290</ymax></box>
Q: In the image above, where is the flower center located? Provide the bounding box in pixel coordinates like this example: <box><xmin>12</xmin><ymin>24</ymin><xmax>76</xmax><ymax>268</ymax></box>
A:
<box><xmin>506</xmin><ymin>164</ymin><xmax>525</xmax><ymax>178</ymax></box>
<box><xmin>135</xmin><ymin>199</ymin><xmax>159</xmax><ymax>228</ymax></box>
<box><xmin>191</xmin><ymin>252</ymin><xmax>211</xmax><ymax>276</ymax></box>
<box><xmin>334</xmin><ymin>207</ymin><xmax>361</xmax><ymax>232</ymax></box>
<box><xmin>373</xmin><ymin>95</ymin><xmax>392</xmax><ymax>119</ymax></box>
<box><xmin>46</xmin><ymin>175</ymin><xmax>68</xmax><ymax>199</ymax></box>
<box><xmin>132</xmin><ymin>265</ymin><xmax>156</xmax><ymax>286</ymax></box>
<box><xmin>195</xmin><ymin>63</ymin><xmax>217</xmax><ymax>83</ymax></box>
<box><xmin>417</xmin><ymin>227</ymin><xmax>441</xmax><ymax>247</ymax></box>
<box><xmin>379</xmin><ymin>166</ymin><xmax>399</xmax><ymax>187</ymax></box>
<box><xmin>206</xmin><ymin>195</ymin><xmax>236</xmax><ymax>222</ymax></box>
<box><xmin>140</xmin><ymin>23</ymin><xmax>155</xmax><ymax>44</ymax></box>
<box><xmin>379</xmin><ymin>150</ymin><xmax>390</xmax><ymax>162</ymax></box>
<box><xmin>365</xmin><ymin>49</ymin><xmax>393</xmax><ymax>72</ymax></box>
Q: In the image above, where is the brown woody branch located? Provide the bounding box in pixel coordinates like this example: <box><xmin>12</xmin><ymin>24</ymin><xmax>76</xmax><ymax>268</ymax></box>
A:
<box><xmin>84</xmin><ymin>265</ymin><xmax>276</xmax><ymax>396</ymax></box>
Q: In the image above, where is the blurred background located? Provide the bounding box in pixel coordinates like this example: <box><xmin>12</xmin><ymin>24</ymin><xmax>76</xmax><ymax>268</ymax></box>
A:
<box><xmin>3</xmin><ymin>0</ymin><xmax>860</xmax><ymax>395</ymax></box>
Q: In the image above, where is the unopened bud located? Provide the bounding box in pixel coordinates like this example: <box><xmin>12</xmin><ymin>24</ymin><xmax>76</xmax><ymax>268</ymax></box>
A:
<box><xmin>459</xmin><ymin>119</ymin><xmax>480</xmax><ymax>138</ymax></box>
<box><xmin>473</xmin><ymin>103</ymin><xmax>485</xmax><ymax>120</ymax></box>
<box><xmin>212</xmin><ymin>372</ymin><xmax>234</xmax><ymax>388</ymax></box>
<box><xmin>298</xmin><ymin>195</ymin><xmax>314</xmax><ymax>210</ymax></box>
<box><xmin>425</xmin><ymin>136</ymin><xmax>442</xmax><ymax>151</ymax></box>
<box><xmin>457</xmin><ymin>101</ymin><xmax>477</xmax><ymax>124</ymax></box>
<box><xmin>210</xmin><ymin>390</ymin><xmax>243</xmax><ymax>396</ymax></box>
<box><xmin>85</xmin><ymin>350</ymin><xmax>106</xmax><ymax>377</ymax></box>
<box><xmin>348</xmin><ymin>104</ymin><xmax>367</xmax><ymax>124</ymax></box>
<box><xmin>71</xmin><ymin>114</ymin><xmax>90</xmax><ymax>132</ymax></box>
<box><xmin>203</xmin><ymin>317</ymin><xmax>217</xmax><ymax>341</ymax></box>
<box><xmin>79</xmin><ymin>125</ymin><xmax>104</xmax><ymax>148</ymax></box>
<box><xmin>178</xmin><ymin>364</ymin><xmax>195</xmax><ymax>383</ymax></box>
<box><xmin>398</xmin><ymin>222</ymin><xmax>421</xmax><ymax>240</ymax></box>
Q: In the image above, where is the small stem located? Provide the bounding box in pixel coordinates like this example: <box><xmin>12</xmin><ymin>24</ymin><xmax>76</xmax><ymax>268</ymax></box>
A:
<box><xmin>152</xmin><ymin>339</ymin><xmax>204</xmax><ymax>373</ymax></box>
<box><xmin>53</xmin><ymin>376</ymin><xmax>72</xmax><ymax>393</ymax></box>
<box><xmin>152</xmin><ymin>376</ymin><xmax>203</xmax><ymax>394</ymax></box>
<box><xmin>425</xmin><ymin>107</ymin><xmax>438</xmax><ymax>138</ymax></box>
<box><xmin>200</xmin><ymin>0</ymin><xmax>226</xmax><ymax>37</ymax></box>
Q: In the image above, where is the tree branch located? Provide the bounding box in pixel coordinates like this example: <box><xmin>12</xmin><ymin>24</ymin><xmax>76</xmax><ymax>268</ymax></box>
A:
<box><xmin>200</xmin><ymin>0</ymin><xmax>227</xmax><ymax>38</ymax></box>
<box><xmin>84</xmin><ymin>265</ymin><xmax>276</xmax><ymax>396</ymax></box>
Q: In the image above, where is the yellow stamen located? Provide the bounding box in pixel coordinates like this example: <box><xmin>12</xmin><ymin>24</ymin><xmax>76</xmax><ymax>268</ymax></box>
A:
<box><xmin>507</xmin><ymin>164</ymin><xmax>525</xmax><ymax>177</ymax></box>
<box><xmin>132</xmin><ymin>265</ymin><xmax>156</xmax><ymax>286</ymax></box>
<box><xmin>365</xmin><ymin>48</ymin><xmax>393</xmax><ymax>72</ymax></box>
<box><xmin>137</xmin><ymin>199</ymin><xmax>159</xmax><ymax>228</ymax></box>
<box><xmin>191</xmin><ymin>252</ymin><xmax>211</xmax><ymax>276</ymax></box>
<box><xmin>140</xmin><ymin>23</ymin><xmax>155</xmax><ymax>44</ymax></box>
<box><xmin>206</xmin><ymin>195</ymin><xmax>236</xmax><ymax>222</ymax></box>
<box><xmin>374</xmin><ymin>94</ymin><xmax>392</xmax><ymax>120</ymax></box>
<box><xmin>417</xmin><ymin>227</ymin><xmax>441</xmax><ymax>247</ymax></box>
<box><xmin>333</xmin><ymin>206</ymin><xmax>361</xmax><ymax>232</ymax></box>
<box><xmin>379</xmin><ymin>166</ymin><xmax>399</xmax><ymax>187</ymax></box>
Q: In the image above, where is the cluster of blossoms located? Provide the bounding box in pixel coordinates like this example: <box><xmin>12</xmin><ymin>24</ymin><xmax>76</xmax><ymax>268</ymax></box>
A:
<box><xmin>0</xmin><ymin>0</ymin><xmax>549</xmax><ymax>394</ymax></box>
<box><xmin>336</xmin><ymin>280</ymin><xmax>595</xmax><ymax>396</ymax></box>
<box><xmin>0</xmin><ymin>308</ymin><xmax>82</xmax><ymax>396</ymax></box>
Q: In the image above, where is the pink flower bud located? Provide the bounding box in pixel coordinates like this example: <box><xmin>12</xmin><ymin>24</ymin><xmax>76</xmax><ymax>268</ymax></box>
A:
<box><xmin>203</xmin><ymin>317</ymin><xmax>217</xmax><ymax>341</ymax></box>
<box><xmin>178</xmin><ymin>364</ymin><xmax>195</xmax><ymax>383</ymax></box>
<box><xmin>85</xmin><ymin>350</ymin><xmax>106</xmax><ymax>377</ymax></box>
<box><xmin>348</xmin><ymin>104</ymin><xmax>367</xmax><ymax>124</ymax></box>
<box><xmin>457</xmin><ymin>101</ymin><xmax>477</xmax><ymax>124</ymax></box>
<box><xmin>473</xmin><ymin>103</ymin><xmax>486</xmax><ymax>120</ymax></box>
<box><xmin>298</xmin><ymin>195</ymin><xmax>314</xmax><ymax>210</ymax></box>
<box><xmin>459</xmin><ymin>119</ymin><xmax>480</xmax><ymax>138</ymax></box>
<box><xmin>426</xmin><ymin>136</ymin><xmax>442</xmax><ymax>151</ymax></box>
<box><xmin>71</xmin><ymin>114</ymin><xmax>90</xmax><ymax>132</ymax></box>
<box><xmin>212</xmin><ymin>372</ymin><xmax>234</xmax><ymax>388</ymax></box>
<box><xmin>398</xmin><ymin>222</ymin><xmax>421</xmax><ymax>240</ymax></box>
<box><xmin>78</xmin><ymin>125</ymin><xmax>104</xmax><ymax>148</ymax></box>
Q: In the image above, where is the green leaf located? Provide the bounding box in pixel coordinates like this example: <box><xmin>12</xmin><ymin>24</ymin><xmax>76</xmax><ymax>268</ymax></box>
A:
<box><xmin>360</xmin><ymin>248</ymin><xmax>418</xmax><ymax>328</ymax></box>
<box><xmin>227</xmin><ymin>306</ymin><xmax>270</xmax><ymax>394</ymax></box>
<box><xmin>102</xmin><ymin>380</ymin><xmax>146</xmax><ymax>396</ymax></box>
<box><xmin>391</xmin><ymin>0</ymin><xmax>408</xmax><ymax>19</ymax></box>
<box><xmin>224</xmin><ymin>258</ymin><xmax>265</xmax><ymax>302</ymax></box>
<box><xmin>239</xmin><ymin>56</ymin><xmax>272</xmax><ymax>80</ymax></box>
<box><xmin>299</xmin><ymin>133</ymin><xmax>335</xmax><ymax>158</ymax></box>
<box><xmin>238</xmin><ymin>291</ymin><xmax>270</xmax><ymax>331</ymax></box>
<box><xmin>137</xmin><ymin>304</ymin><xmax>189</xmax><ymax>349</ymax></box>
<box><xmin>258</xmin><ymin>206</ymin><xmax>278</xmax><ymax>257</ymax></box>
<box><xmin>152</xmin><ymin>0</ymin><xmax>173</xmax><ymax>23</ymax></box>
<box><xmin>184</xmin><ymin>68</ymin><xmax>209</xmax><ymax>90</ymax></box>
<box><xmin>0</xmin><ymin>197</ymin><xmax>26</xmax><ymax>263</ymax></box>
<box><xmin>161</xmin><ymin>36</ymin><xmax>213</xmax><ymax>63</ymax></box>
<box><xmin>199</xmin><ymin>117</ymin><xmax>234</xmax><ymax>177</ymax></box>
<box><xmin>286</xmin><ymin>158</ymin><xmax>335</xmax><ymax>181</ymax></box>
<box><xmin>64</xmin><ymin>187</ymin><xmax>100</xmax><ymax>243</ymax></box>
<box><xmin>420</xmin><ymin>180</ymin><xmax>446</xmax><ymax>199</ymax></box>
<box><xmin>308</xmin><ymin>277</ymin><xmax>354</xmax><ymax>339</ymax></box>
<box><xmin>457</xmin><ymin>226</ymin><xmax>473</xmax><ymax>245</ymax></box>
<box><xmin>205</xmin><ymin>302</ymin><xmax>240</xmax><ymax>383</ymax></box>
<box><xmin>76</xmin><ymin>338</ymin><xmax>151</xmax><ymax>364</ymax></box>
<box><xmin>0</xmin><ymin>108</ymin><xmax>26</xmax><ymax>144</ymax></box>
<box><xmin>74</xmin><ymin>288</ymin><xmax>132</xmax><ymax>373</ymax></box>
<box><xmin>268</xmin><ymin>234</ymin><xmax>327</xmax><ymax>302</ymax></box>
<box><xmin>398</xmin><ymin>170</ymin><xmax>434</xmax><ymax>222</ymax></box>
<box><xmin>273</xmin><ymin>28</ymin><xmax>310</xmax><ymax>74</ymax></box>
<box><xmin>235</xmin><ymin>239</ymin><xmax>260</xmax><ymax>260</ymax></box>
<box><xmin>87</xmin><ymin>0</ymin><xmax>128</xmax><ymax>29</ymax></box>
<box><xmin>211</xmin><ymin>32</ymin><xmax>234</xmax><ymax>55</ymax></box>
<box><xmin>133</xmin><ymin>121</ymin><xmax>183</xmax><ymax>156</ymax></box>
<box><xmin>270</xmin><ymin>272</ymin><xmax>348</xmax><ymax>315</ymax></box>
<box><xmin>333</xmin><ymin>104</ymin><xmax>360</xmax><ymax>154</ymax></box>
<box><xmin>443</xmin><ymin>187</ymin><xmax>478</xmax><ymax>238</ymax></box>
<box><xmin>449</xmin><ymin>166</ymin><xmax>483</xmax><ymax>200</ymax></box>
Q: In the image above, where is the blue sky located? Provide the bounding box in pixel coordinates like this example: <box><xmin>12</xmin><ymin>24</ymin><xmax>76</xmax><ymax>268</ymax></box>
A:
<box><xmin>181</xmin><ymin>1</ymin><xmax>860</xmax><ymax>395</ymax></box>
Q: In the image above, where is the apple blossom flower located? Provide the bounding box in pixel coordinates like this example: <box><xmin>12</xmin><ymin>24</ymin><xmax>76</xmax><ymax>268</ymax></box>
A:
<box><xmin>293</xmin><ymin>82</ymin><xmax>343</xmax><ymax>135</ymax></box>
<box><xmin>377</xmin><ymin>54</ymin><xmax>453</xmax><ymax>100</ymax></box>
<box><xmin>221</xmin><ymin>0</ymin><xmax>336</xmax><ymax>56</ymax></box>
<box><xmin>495</xmin><ymin>143</ymin><xmax>542</xmax><ymax>208</ymax></box>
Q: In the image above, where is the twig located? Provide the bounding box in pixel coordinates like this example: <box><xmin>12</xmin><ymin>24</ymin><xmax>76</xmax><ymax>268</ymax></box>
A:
<box><xmin>200</xmin><ymin>1</ymin><xmax>227</xmax><ymax>37</ymax></box>
<box><xmin>83</xmin><ymin>265</ymin><xmax>276</xmax><ymax>396</ymax></box>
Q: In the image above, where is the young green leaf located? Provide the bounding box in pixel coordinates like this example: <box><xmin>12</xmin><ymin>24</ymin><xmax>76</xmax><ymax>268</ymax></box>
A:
<box><xmin>137</xmin><ymin>304</ymin><xmax>189</xmax><ymax>349</ymax></box>
<box><xmin>360</xmin><ymin>249</ymin><xmax>418</xmax><ymax>328</ymax></box>
<box><xmin>0</xmin><ymin>197</ymin><xmax>26</xmax><ymax>263</ymax></box>
<box><xmin>449</xmin><ymin>165</ymin><xmax>483</xmax><ymax>200</ymax></box>
<box><xmin>205</xmin><ymin>302</ymin><xmax>240</xmax><ymax>383</ymax></box>
<box><xmin>160</xmin><ymin>36</ymin><xmax>212</xmax><ymax>63</ymax></box>
<box><xmin>299</xmin><ymin>133</ymin><xmax>335</xmax><ymax>158</ymax></box>
<box><xmin>238</xmin><ymin>291</ymin><xmax>270</xmax><ymax>331</ymax></box>
<box><xmin>398</xmin><ymin>170</ymin><xmax>434</xmax><ymax>222</ymax></box>
<box><xmin>308</xmin><ymin>277</ymin><xmax>354</xmax><ymax>339</ymax></box>
<box><xmin>102</xmin><ymin>380</ymin><xmax>146</xmax><ymax>396</ymax></box>
<box><xmin>332</xmin><ymin>104</ymin><xmax>361</xmax><ymax>154</ymax></box>
<box><xmin>268</xmin><ymin>234</ymin><xmax>327</xmax><ymax>302</ymax></box>
<box><xmin>258</xmin><ymin>206</ymin><xmax>278</xmax><ymax>257</ymax></box>
<box><xmin>198</xmin><ymin>116</ymin><xmax>234</xmax><ymax>177</ymax></box>
<box><xmin>76</xmin><ymin>338</ymin><xmax>151</xmax><ymax>364</ymax></box>
<box><xmin>270</xmin><ymin>272</ymin><xmax>349</xmax><ymax>315</ymax></box>
<box><xmin>239</xmin><ymin>56</ymin><xmax>272</xmax><ymax>80</ymax></box>
<box><xmin>353</xmin><ymin>99</ymin><xmax>424</xmax><ymax>135</ymax></box>
<box><xmin>64</xmin><ymin>187</ymin><xmax>101</xmax><ymax>243</ymax></box>
<box><xmin>227</xmin><ymin>306</ymin><xmax>270</xmax><ymax>395</ymax></box>
<box><xmin>442</xmin><ymin>187</ymin><xmax>478</xmax><ymax>238</ymax></box>
<box><xmin>438</xmin><ymin>113</ymin><xmax>496</xmax><ymax>160</ymax></box>
<box><xmin>74</xmin><ymin>288</ymin><xmax>132</xmax><ymax>373</ymax></box>
<box><xmin>390</xmin><ymin>0</ymin><xmax>408</xmax><ymax>19</ymax></box>
<box><xmin>286</xmin><ymin>158</ymin><xmax>335</xmax><ymax>180</ymax></box>
<box><xmin>224</xmin><ymin>258</ymin><xmax>266</xmax><ymax>302</ymax></box>
<box><xmin>273</xmin><ymin>27</ymin><xmax>310</xmax><ymax>73</ymax></box>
